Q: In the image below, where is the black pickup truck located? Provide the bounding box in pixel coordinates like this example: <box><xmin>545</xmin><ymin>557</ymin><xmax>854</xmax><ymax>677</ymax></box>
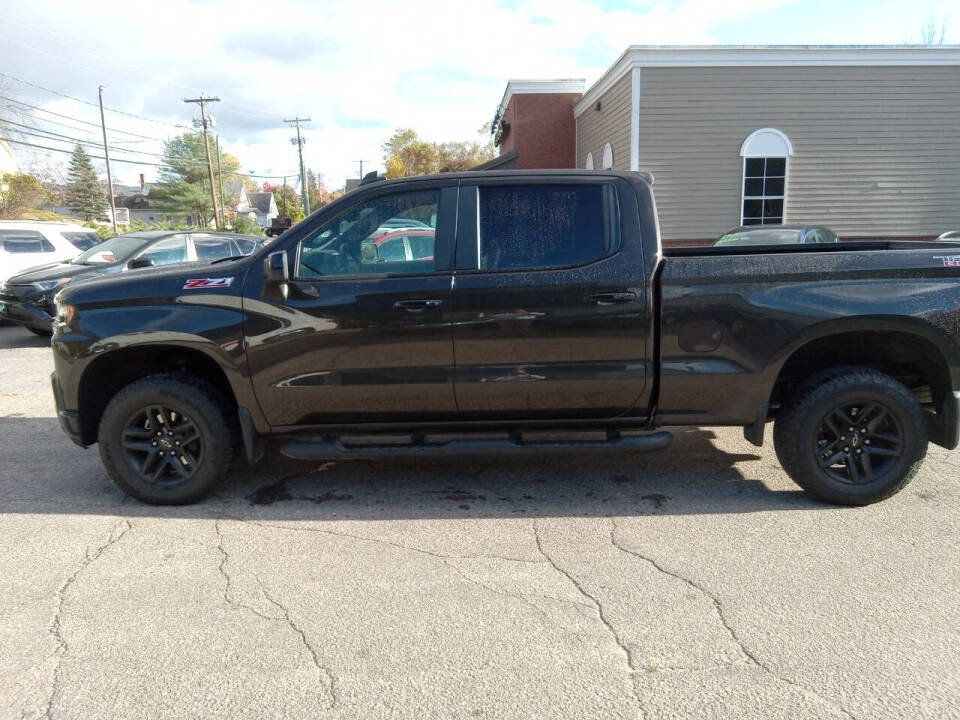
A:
<box><xmin>49</xmin><ymin>170</ymin><xmax>960</xmax><ymax>506</ymax></box>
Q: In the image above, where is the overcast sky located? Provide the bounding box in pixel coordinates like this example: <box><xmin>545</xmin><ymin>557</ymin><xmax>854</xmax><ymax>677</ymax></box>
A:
<box><xmin>0</xmin><ymin>0</ymin><xmax>954</xmax><ymax>191</ymax></box>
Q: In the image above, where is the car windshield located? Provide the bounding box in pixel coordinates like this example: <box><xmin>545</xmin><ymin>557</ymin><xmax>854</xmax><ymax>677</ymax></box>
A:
<box><xmin>61</xmin><ymin>231</ymin><xmax>101</xmax><ymax>251</ymax></box>
<box><xmin>74</xmin><ymin>235</ymin><xmax>148</xmax><ymax>264</ymax></box>
<box><xmin>716</xmin><ymin>228</ymin><xmax>803</xmax><ymax>245</ymax></box>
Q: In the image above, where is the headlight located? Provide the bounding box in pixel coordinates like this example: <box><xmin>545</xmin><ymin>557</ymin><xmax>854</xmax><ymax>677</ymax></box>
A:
<box><xmin>33</xmin><ymin>277</ymin><xmax>72</xmax><ymax>292</ymax></box>
<box><xmin>54</xmin><ymin>298</ymin><xmax>76</xmax><ymax>325</ymax></box>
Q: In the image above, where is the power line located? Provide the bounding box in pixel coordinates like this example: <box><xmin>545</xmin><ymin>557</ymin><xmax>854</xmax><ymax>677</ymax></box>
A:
<box><xmin>0</xmin><ymin>93</ymin><xmax>165</xmax><ymax>141</ymax></box>
<box><xmin>0</xmin><ymin>70</ymin><xmax>198</xmax><ymax>132</ymax></box>
<box><xmin>0</xmin><ymin>136</ymin><xmax>298</xmax><ymax>178</ymax></box>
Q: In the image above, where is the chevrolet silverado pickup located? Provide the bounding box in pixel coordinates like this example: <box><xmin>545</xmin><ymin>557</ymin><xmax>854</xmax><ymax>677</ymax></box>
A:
<box><xmin>48</xmin><ymin>170</ymin><xmax>960</xmax><ymax>505</ymax></box>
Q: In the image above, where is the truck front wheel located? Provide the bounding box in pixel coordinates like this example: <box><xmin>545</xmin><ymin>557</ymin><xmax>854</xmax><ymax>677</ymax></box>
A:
<box><xmin>98</xmin><ymin>373</ymin><xmax>235</xmax><ymax>504</ymax></box>
<box><xmin>773</xmin><ymin>368</ymin><xmax>927</xmax><ymax>505</ymax></box>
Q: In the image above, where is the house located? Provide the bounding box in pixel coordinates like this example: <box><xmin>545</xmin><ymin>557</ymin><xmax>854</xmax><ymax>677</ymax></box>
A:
<box><xmin>115</xmin><ymin>184</ymin><xmax>196</xmax><ymax>226</ymax></box>
<box><xmin>488</xmin><ymin>45</ymin><xmax>960</xmax><ymax>245</ymax></box>
<box><xmin>235</xmin><ymin>186</ymin><xmax>278</xmax><ymax>228</ymax></box>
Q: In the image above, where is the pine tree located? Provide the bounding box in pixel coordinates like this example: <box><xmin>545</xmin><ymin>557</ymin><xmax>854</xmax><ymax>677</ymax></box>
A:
<box><xmin>65</xmin><ymin>145</ymin><xmax>108</xmax><ymax>221</ymax></box>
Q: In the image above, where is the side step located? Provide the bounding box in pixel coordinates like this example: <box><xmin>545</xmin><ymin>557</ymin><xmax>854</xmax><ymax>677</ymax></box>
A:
<box><xmin>279</xmin><ymin>431</ymin><xmax>673</xmax><ymax>460</ymax></box>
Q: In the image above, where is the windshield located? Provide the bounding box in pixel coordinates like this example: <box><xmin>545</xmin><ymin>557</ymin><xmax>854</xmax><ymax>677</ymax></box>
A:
<box><xmin>73</xmin><ymin>235</ymin><xmax>147</xmax><ymax>265</ymax></box>
<box><xmin>61</xmin><ymin>231</ymin><xmax>101</xmax><ymax>251</ymax></box>
<box><xmin>74</xmin><ymin>235</ymin><xmax>148</xmax><ymax>264</ymax></box>
<box><xmin>716</xmin><ymin>228</ymin><xmax>803</xmax><ymax>245</ymax></box>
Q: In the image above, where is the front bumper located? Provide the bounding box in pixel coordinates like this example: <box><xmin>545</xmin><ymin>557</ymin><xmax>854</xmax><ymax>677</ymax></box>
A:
<box><xmin>51</xmin><ymin>372</ymin><xmax>83</xmax><ymax>447</ymax></box>
<box><xmin>0</xmin><ymin>298</ymin><xmax>54</xmax><ymax>332</ymax></box>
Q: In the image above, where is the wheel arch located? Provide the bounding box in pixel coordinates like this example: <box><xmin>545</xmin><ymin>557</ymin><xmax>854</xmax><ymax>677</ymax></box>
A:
<box><xmin>76</xmin><ymin>340</ymin><xmax>245</xmax><ymax>446</ymax></box>
<box><xmin>768</xmin><ymin>319</ymin><xmax>959</xmax><ymax>449</ymax></box>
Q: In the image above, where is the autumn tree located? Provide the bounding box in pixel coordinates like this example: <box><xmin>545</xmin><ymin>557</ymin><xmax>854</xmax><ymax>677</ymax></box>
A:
<box><xmin>382</xmin><ymin>126</ymin><xmax>496</xmax><ymax>179</ymax></box>
<box><xmin>65</xmin><ymin>145</ymin><xmax>108</xmax><ymax>221</ymax></box>
<box><xmin>0</xmin><ymin>172</ymin><xmax>51</xmax><ymax>219</ymax></box>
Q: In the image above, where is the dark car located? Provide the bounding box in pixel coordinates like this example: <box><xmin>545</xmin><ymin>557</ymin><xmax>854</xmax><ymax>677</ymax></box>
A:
<box><xmin>715</xmin><ymin>224</ymin><xmax>839</xmax><ymax>246</ymax></box>
<box><xmin>0</xmin><ymin>230</ymin><xmax>261</xmax><ymax>334</ymax></box>
<box><xmin>48</xmin><ymin>170</ymin><xmax>960</xmax><ymax>507</ymax></box>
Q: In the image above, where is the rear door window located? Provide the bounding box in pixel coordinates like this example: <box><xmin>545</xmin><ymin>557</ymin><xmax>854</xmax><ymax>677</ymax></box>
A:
<box><xmin>192</xmin><ymin>234</ymin><xmax>237</xmax><ymax>261</ymax></box>
<box><xmin>475</xmin><ymin>185</ymin><xmax>619</xmax><ymax>271</ymax></box>
<box><xmin>0</xmin><ymin>230</ymin><xmax>56</xmax><ymax>253</ymax></box>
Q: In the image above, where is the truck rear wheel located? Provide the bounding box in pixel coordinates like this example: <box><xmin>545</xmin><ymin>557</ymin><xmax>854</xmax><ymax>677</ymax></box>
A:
<box><xmin>773</xmin><ymin>368</ymin><xmax>927</xmax><ymax>505</ymax></box>
<box><xmin>98</xmin><ymin>374</ymin><xmax>234</xmax><ymax>504</ymax></box>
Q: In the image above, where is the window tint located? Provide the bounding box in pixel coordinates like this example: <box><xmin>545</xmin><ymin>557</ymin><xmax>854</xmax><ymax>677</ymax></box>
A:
<box><xmin>407</xmin><ymin>233</ymin><xmax>434</xmax><ymax>260</ymax></box>
<box><xmin>477</xmin><ymin>185</ymin><xmax>618</xmax><ymax>271</ymax></box>
<box><xmin>0</xmin><ymin>229</ymin><xmax>55</xmax><ymax>253</ymax></box>
<box><xmin>192</xmin><ymin>234</ymin><xmax>236</xmax><ymax>261</ymax></box>
<box><xmin>138</xmin><ymin>235</ymin><xmax>188</xmax><ymax>266</ymax></box>
<box><xmin>61</xmin><ymin>232</ymin><xmax>100</xmax><ymax>250</ymax></box>
<box><xmin>742</xmin><ymin>157</ymin><xmax>786</xmax><ymax>226</ymax></box>
<box><xmin>298</xmin><ymin>190</ymin><xmax>439</xmax><ymax>278</ymax></box>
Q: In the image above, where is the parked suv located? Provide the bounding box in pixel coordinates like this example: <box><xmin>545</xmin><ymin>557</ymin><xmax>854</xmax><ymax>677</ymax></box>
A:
<box><xmin>0</xmin><ymin>221</ymin><xmax>101</xmax><ymax>282</ymax></box>
<box><xmin>1</xmin><ymin>230</ymin><xmax>261</xmax><ymax>334</ymax></box>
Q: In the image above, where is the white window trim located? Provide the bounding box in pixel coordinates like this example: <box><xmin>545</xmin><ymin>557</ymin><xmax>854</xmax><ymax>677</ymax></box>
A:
<box><xmin>740</xmin><ymin>156</ymin><xmax>789</xmax><ymax>226</ymax></box>
<box><xmin>602</xmin><ymin>143</ymin><xmax>614</xmax><ymax>170</ymax></box>
<box><xmin>584</xmin><ymin>152</ymin><xmax>594</xmax><ymax>170</ymax></box>
<box><xmin>740</xmin><ymin>127</ymin><xmax>794</xmax><ymax>158</ymax></box>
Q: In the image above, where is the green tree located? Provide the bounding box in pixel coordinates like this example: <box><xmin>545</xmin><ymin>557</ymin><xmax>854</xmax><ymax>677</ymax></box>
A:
<box><xmin>65</xmin><ymin>145</ymin><xmax>108</xmax><ymax>221</ymax></box>
<box><xmin>382</xmin><ymin>127</ymin><xmax>495</xmax><ymax>178</ymax></box>
<box><xmin>229</xmin><ymin>214</ymin><xmax>264</xmax><ymax>236</ymax></box>
<box><xmin>0</xmin><ymin>172</ymin><xmax>51</xmax><ymax>219</ymax></box>
<box><xmin>153</xmin><ymin>133</ymin><xmax>242</xmax><ymax>226</ymax></box>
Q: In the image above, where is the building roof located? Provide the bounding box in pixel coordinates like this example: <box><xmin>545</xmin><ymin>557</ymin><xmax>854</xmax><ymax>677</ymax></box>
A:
<box><xmin>575</xmin><ymin>44</ymin><xmax>960</xmax><ymax>116</ymax></box>
<box><xmin>247</xmin><ymin>191</ymin><xmax>274</xmax><ymax>214</ymax></box>
<box><xmin>498</xmin><ymin>79</ymin><xmax>585</xmax><ymax>113</ymax></box>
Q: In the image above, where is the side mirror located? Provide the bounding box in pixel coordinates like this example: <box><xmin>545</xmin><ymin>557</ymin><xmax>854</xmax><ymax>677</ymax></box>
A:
<box><xmin>264</xmin><ymin>250</ymin><xmax>289</xmax><ymax>284</ymax></box>
<box><xmin>360</xmin><ymin>242</ymin><xmax>379</xmax><ymax>263</ymax></box>
<box><xmin>127</xmin><ymin>257</ymin><xmax>154</xmax><ymax>269</ymax></box>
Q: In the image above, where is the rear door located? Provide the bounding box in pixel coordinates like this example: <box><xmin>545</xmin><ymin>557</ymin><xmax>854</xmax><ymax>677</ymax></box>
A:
<box><xmin>245</xmin><ymin>181</ymin><xmax>459</xmax><ymax>426</ymax></box>
<box><xmin>450</xmin><ymin>177</ymin><xmax>649</xmax><ymax>419</ymax></box>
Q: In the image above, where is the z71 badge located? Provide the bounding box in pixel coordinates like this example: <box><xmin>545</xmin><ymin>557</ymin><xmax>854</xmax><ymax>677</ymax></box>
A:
<box><xmin>934</xmin><ymin>256</ymin><xmax>960</xmax><ymax>268</ymax></box>
<box><xmin>183</xmin><ymin>277</ymin><xmax>234</xmax><ymax>290</ymax></box>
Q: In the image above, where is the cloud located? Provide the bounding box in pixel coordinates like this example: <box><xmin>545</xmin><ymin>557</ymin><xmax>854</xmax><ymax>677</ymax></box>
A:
<box><xmin>7</xmin><ymin>0</ymin><xmax>936</xmax><ymax>190</ymax></box>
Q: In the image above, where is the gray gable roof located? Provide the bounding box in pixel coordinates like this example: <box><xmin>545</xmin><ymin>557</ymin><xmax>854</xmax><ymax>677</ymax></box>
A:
<box><xmin>248</xmin><ymin>192</ymin><xmax>274</xmax><ymax>214</ymax></box>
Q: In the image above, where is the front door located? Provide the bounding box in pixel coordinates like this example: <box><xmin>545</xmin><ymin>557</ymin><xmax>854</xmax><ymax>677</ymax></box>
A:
<box><xmin>451</xmin><ymin>178</ymin><xmax>649</xmax><ymax>419</ymax></box>
<box><xmin>245</xmin><ymin>183</ymin><xmax>459</xmax><ymax>427</ymax></box>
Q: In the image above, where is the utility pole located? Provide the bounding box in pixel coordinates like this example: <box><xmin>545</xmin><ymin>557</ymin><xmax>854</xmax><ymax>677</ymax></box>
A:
<box><xmin>97</xmin><ymin>86</ymin><xmax>118</xmax><ymax>235</ymax></box>
<box><xmin>183</xmin><ymin>94</ymin><xmax>221</xmax><ymax>228</ymax></box>
<box><xmin>215</xmin><ymin>135</ymin><xmax>225</xmax><ymax>227</ymax></box>
<box><xmin>354</xmin><ymin>159</ymin><xmax>370</xmax><ymax>178</ymax></box>
<box><xmin>284</xmin><ymin>116</ymin><xmax>311</xmax><ymax>215</ymax></box>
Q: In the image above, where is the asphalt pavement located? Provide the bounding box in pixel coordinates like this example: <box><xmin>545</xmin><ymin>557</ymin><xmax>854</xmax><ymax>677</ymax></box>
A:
<box><xmin>1</xmin><ymin>324</ymin><xmax>958</xmax><ymax>719</ymax></box>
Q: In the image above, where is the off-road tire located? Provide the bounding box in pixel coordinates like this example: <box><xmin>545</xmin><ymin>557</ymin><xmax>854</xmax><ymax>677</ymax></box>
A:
<box><xmin>773</xmin><ymin>368</ymin><xmax>927</xmax><ymax>505</ymax></box>
<box><xmin>98</xmin><ymin>373</ymin><xmax>234</xmax><ymax>504</ymax></box>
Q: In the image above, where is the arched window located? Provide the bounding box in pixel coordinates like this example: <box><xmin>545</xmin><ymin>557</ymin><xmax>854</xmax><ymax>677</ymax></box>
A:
<box><xmin>602</xmin><ymin>143</ymin><xmax>613</xmax><ymax>170</ymax></box>
<box><xmin>740</xmin><ymin>128</ymin><xmax>792</xmax><ymax>225</ymax></box>
<box><xmin>584</xmin><ymin>152</ymin><xmax>594</xmax><ymax>170</ymax></box>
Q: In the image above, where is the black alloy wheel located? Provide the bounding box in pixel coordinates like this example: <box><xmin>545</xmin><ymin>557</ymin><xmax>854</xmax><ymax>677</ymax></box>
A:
<box><xmin>814</xmin><ymin>401</ymin><xmax>903</xmax><ymax>485</ymax></box>
<box><xmin>121</xmin><ymin>405</ymin><xmax>204</xmax><ymax>488</ymax></box>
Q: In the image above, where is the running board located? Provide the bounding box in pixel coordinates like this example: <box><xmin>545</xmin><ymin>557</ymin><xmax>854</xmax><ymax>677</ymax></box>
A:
<box><xmin>279</xmin><ymin>431</ymin><xmax>673</xmax><ymax>460</ymax></box>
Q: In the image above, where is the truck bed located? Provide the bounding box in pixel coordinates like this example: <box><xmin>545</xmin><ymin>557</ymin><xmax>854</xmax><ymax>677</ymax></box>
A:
<box><xmin>664</xmin><ymin>240</ymin><xmax>960</xmax><ymax>257</ymax></box>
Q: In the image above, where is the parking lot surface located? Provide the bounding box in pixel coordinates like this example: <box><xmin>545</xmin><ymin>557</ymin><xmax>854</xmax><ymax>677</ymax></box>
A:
<box><xmin>1</xmin><ymin>324</ymin><xmax>959</xmax><ymax>719</ymax></box>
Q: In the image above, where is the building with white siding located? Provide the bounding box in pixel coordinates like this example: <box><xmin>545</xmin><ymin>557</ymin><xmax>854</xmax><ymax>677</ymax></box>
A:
<box><xmin>490</xmin><ymin>45</ymin><xmax>960</xmax><ymax>245</ymax></box>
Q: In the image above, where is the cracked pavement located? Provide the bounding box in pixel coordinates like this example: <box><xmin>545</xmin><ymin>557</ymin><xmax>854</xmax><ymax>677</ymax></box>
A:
<box><xmin>1</xmin><ymin>324</ymin><xmax>959</xmax><ymax>719</ymax></box>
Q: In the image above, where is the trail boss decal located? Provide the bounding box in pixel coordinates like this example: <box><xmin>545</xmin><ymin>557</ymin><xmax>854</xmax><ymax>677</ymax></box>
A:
<box><xmin>933</xmin><ymin>255</ymin><xmax>960</xmax><ymax>268</ymax></box>
<box><xmin>183</xmin><ymin>277</ymin><xmax>234</xmax><ymax>290</ymax></box>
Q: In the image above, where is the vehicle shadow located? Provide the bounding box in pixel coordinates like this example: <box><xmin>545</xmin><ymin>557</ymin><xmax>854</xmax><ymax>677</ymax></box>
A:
<box><xmin>0</xmin><ymin>416</ymin><xmax>827</xmax><ymax>520</ymax></box>
<box><xmin>0</xmin><ymin>326</ymin><xmax>51</xmax><ymax>349</ymax></box>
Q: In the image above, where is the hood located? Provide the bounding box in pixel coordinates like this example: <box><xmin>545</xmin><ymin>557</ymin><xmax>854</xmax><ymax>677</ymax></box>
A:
<box><xmin>58</xmin><ymin>256</ymin><xmax>255</xmax><ymax>306</ymax></box>
<box><xmin>5</xmin><ymin>261</ymin><xmax>107</xmax><ymax>285</ymax></box>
